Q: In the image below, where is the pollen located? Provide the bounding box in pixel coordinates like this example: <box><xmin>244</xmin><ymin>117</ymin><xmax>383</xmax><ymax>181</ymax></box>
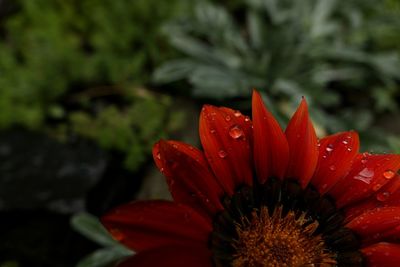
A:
<box><xmin>232</xmin><ymin>206</ymin><xmax>337</xmax><ymax>267</ymax></box>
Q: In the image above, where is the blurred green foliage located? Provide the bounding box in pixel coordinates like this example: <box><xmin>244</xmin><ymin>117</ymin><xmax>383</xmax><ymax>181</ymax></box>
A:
<box><xmin>0</xmin><ymin>0</ymin><xmax>188</xmax><ymax>170</ymax></box>
<box><xmin>71</xmin><ymin>212</ymin><xmax>132</xmax><ymax>267</ymax></box>
<box><xmin>154</xmin><ymin>0</ymin><xmax>400</xmax><ymax>151</ymax></box>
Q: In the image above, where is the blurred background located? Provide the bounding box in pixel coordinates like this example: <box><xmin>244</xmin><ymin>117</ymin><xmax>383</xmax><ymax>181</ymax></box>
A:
<box><xmin>0</xmin><ymin>0</ymin><xmax>399</xmax><ymax>266</ymax></box>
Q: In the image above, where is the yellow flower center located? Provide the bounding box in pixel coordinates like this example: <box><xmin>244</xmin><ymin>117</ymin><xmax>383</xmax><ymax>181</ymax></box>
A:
<box><xmin>232</xmin><ymin>206</ymin><xmax>337</xmax><ymax>267</ymax></box>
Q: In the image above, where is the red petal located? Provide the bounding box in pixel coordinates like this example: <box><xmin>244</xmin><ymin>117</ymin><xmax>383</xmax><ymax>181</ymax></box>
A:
<box><xmin>102</xmin><ymin>200</ymin><xmax>212</xmax><ymax>252</ymax></box>
<box><xmin>153</xmin><ymin>140</ymin><xmax>224</xmax><ymax>218</ymax></box>
<box><xmin>346</xmin><ymin>206</ymin><xmax>400</xmax><ymax>241</ymax></box>
<box><xmin>311</xmin><ymin>131</ymin><xmax>359</xmax><ymax>195</ymax></box>
<box><xmin>285</xmin><ymin>98</ymin><xmax>319</xmax><ymax>188</ymax></box>
<box><xmin>252</xmin><ymin>90</ymin><xmax>289</xmax><ymax>183</ymax></box>
<box><xmin>199</xmin><ymin>105</ymin><xmax>253</xmax><ymax>195</ymax></box>
<box><xmin>329</xmin><ymin>153</ymin><xmax>400</xmax><ymax>208</ymax></box>
<box><xmin>344</xmin><ymin>174</ymin><xmax>400</xmax><ymax>222</ymax></box>
<box><xmin>117</xmin><ymin>245</ymin><xmax>213</xmax><ymax>267</ymax></box>
<box><xmin>362</xmin><ymin>243</ymin><xmax>400</xmax><ymax>267</ymax></box>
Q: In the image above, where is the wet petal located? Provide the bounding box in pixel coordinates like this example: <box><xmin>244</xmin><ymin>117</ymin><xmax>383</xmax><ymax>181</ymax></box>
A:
<box><xmin>199</xmin><ymin>105</ymin><xmax>253</xmax><ymax>195</ymax></box>
<box><xmin>344</xmin><ymin>174</ymin><xmax>400</xmax><ymax>222</ymax></box>
<box><xmin>153</xmin><ymin>140</ymin><xmax>224</xmax><ymax>218</ymax></box>
<box><xmin>329</xmin><ymin>153</ymin><xmax>400</xmax><ymax>208</ymax></box>
<box><xmin>252</xmin><ymin>90</ymin><xmax>289</xmax><ymax>183</ymax></box>
<box><xmin>362</xmin><ymin>243</ymin><xmax>400</xmax><ymax>267</ymax></box>
<box><xmin>346</xmin><ymin>206</ymin><xmax>400</xmax><ymax>243</ymax></box>
<box><xmin>102</xmin><ymin>200</ymin><xmax>212</xmax><ymax>252</ymax></box>
<box><xmin>285</xmin><ymin>98</ymin><xmax>319</xmax><ymax>188</ymax></box>
<box><xmin>117</xmin><ymin>245</ymin><xmax>213</xmax><ymax>267</ymax></box>
<box><xmin>311</xmin><ymin>131</ymin><xmax>359</xmax><ymax>195</ymax></box>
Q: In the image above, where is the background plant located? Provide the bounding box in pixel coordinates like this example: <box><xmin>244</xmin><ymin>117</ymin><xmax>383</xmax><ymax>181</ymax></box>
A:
<box><xmin>0</xmin><ymin>0</ymin><xmax>188</xmax><ymax>170</ymax></box>
<box><xmin>154</xmin><ymin>0</ymin><xmax>400</xmax><ymax>151</ymax></box>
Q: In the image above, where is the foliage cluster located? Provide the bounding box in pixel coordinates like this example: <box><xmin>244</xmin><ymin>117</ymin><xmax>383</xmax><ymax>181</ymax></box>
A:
<box><xmin>154</xmin><ymin>0</ymin><xmax>400</xmax><ymax>151</ymax></box>
<box><xmin>0</xmin><ymin>0</ymin><xmax>188</xmax><ymax>169</ymax></box>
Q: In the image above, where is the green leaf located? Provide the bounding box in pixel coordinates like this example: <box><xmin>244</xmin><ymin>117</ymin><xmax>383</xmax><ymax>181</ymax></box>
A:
<box><xmin>70</xmin><ymin>212</ymin><xmax>118</xmax><ymax>247</ymax></box>
<box><xmin>153</xmin><ymin>59</ymin><xmax>197</xmax><ymax>83</ymax></box>
<box><xmin>76</xmin><ymin>247</ymin><xmax>133</xmax><ymax>267</ymax></box>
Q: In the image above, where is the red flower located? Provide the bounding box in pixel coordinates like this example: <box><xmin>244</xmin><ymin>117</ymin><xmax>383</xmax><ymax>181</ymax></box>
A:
<box><xmin>102</xmin><ymin>91</ymin><xmax>400</xmax><ymax>267</ymax></box>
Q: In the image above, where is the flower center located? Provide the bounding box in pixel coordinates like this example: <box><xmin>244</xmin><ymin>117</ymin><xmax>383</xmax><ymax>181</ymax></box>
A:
<box><xmin>210</xmin><ymin>178</ymin><xmax>366</xmax><ymax>267</ymax></box>
<box><xmin>232</xmin><ymin>207</ymin><xmax>336</xmax><ymax>267</ymax></box>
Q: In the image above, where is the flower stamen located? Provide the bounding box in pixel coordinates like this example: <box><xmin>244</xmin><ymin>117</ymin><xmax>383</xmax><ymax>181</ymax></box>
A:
<box><xmin>232</xmin><ymin>206</ymin><xmax>336</xmax><ymax>267</ymax></box>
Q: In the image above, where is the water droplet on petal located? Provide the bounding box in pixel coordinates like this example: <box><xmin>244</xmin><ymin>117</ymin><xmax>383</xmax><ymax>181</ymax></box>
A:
<box><xmin>377</xmin><ymin>191</ymin><xmax>390</xmax><ymax>202</ymax></box>
<box><xmin>210</xmin><ymin>129</ymin><xmax>216</xmax><ymax>134</ymax></box>
<box><xmin>347</xmin><ymin>147</ymin><xmax>352</xmax><ymax>152</ymax></box>
<box><xmin>218</xmin><ymin>150</ymin><xmax>227</xmax><ymax>158</ymax></box>
<box><xmin>172</xmin><ymin>144</ymin><xmax>178</xmax><ymax>149</ymax></box>
<box><xmin>383</xmin><ymin>170</ymin><xmax>395</xmax><ymax>180</ymax></box>
<box><xmin>354</xmin><ymin>167</ymin><xmax>374</xmax><ymax>184</ymax></box>
<box><xmin>234</xmin><ymin>110</ymin><xmax>242</xmax><ymax>117</ymax></box>
<box><xmin>342</xmin><ymin>140</ymin><xmax>349</xmax><ymax>145</ymax></box>
<box><xmin>373</xmin><ymin>184</ymin><xmax>382</xmax><ymax>191</ymax></box>
<box><xmin>326</xmin><ymin>144</ymin><xmax>334</xmax><ymax>152</ymax></box>
<box><xmin>244</xmin><ymin>116</ymin><xmax>250</xmax><ymax>122</ymax></box>
<box><xmin>329</xmin><ymin>165</ymin><xmax>336</xmax><ymax>171</ymax></box>
<box><xmin>156</xmin><ymin>152</ymin><xmax>161</xmax><ymax>160</ymax></box>
<box><xmin>225</xmin><ymin>115</ymin><xmax>231</xmax><ymax>122</ymax></box>
<box><xmin>229</xmin><ymin>125</ymin><xmax>244</xmax><ymax>139</ymax></box>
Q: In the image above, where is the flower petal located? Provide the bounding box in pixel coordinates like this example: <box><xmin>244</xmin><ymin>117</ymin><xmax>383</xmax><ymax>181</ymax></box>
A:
<box><xmin>252</xmin><ymin>90</ymin><xmax>289</xmax><ymax>183</ymax></box>
<box><xmin>329</xmin><ymin>153</ymin><xmax>400</xmax><ymax>208</ymax></box>
<box><xmin>116</xmin><ymin>245</ymin><xmax>213</xmax><ymax>267</ymax></box>
<box><xmin>199</xmin><ymin>105</ymin><xmax>253</xmax><ymax>195</ymax></box>
<box><xmin>153</xmin><ymin>140</ymin><xmax>224</xmax><ymax>218</ymax></box>
<box><xmin>344</xmin><ymin>174</ymin><xmax>400</xmax><ymax>222</ymax></box>
<box><xmin>362</xmin><ymin>243</ymin><xmax>400</xmax><ymax>267</ymax></box>
<box><xmin>346</xmin><ymin>206</ymin><xmax>400</xmax><ymax>243</ymax></box>
<box><xmin>102</xmin><ymin>200</ymin><xmax>212</xmax><ymax>252</ymax></box>
<box><xmin>311</xmin><ymin>131</ymin><xmax>359</xmax><ymax>195</ymax></box>
<box><xmin>285</xmin><ymin>98</ymin><xmax>319</xmax><ymax>188</ymax></box>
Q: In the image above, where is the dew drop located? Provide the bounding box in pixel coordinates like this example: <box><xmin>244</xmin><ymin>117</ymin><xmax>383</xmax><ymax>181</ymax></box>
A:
<box><xmin>244</xmin><ymin>116</ymin><xmax>250</xmax><ymax>122</ymax></box>
<box><xmin>156</xmin><ymin>152</ymin><xmax>161</xmax><ymax>160</ymax></box>
<box><xmin>225</xmin><ymin>115</ymin><xmax>231</xmax><ymax>122</ymax></box>
<box><xmin>326</xmin><ymin>144</ymin><xmax>334</xmax><ymax>152</ymax></box>
<box><xmin>210</xmin><ymin>129</ymin><xmax>216</xmax><ymax>134</ymax></box>
<box><xmin>354</xmin><ymin>167</ymin><xmax>374</xmax><ymax>184</ymax></box>
<box><xmin>229</xmin><ymin>125</ymin><xmax>244</xmax><ymax>139</ymax></box>
<box><xmin>377</xmin><ymin>191</ymin><xmax>390</xmax><ymax>202</ymax></box>
<box><xmin>373</xmin><ymin>184</ymin><xmax>382</xmax><ymax>191</ymax></box>
<box><xmin>329</xmin><ymin>165</ymin><xmax>336</xmax><ymax>171</ymax></box>
<box><xmin>218</xmin><ymin>150</ymin><xmax>227</xmax><ymax>158</ymax></box>
<box><xmin>234</xmin><ymin>110</ymin><xmax>242</xmax><ymax>117</ymax></box>
<box><xmin>342</xmin><ymin>140</ymin><xmax>349</xmax><ymax>145</ymax></box>
<box><xmin>383</xmin><ymin>170</ymin><xmax>395</xmax><ymax>180</ymax></box>
<box><xmin>347</xmin><ymin>147</ymin><xmax>352</xmax><ymax>152</ymax></box>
